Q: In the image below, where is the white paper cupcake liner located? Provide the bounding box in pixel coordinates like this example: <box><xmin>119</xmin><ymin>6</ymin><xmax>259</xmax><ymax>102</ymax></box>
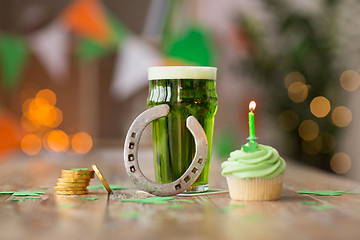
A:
<box><xmin>226</xmin><ymin>174</ymin><xmax>284</xmax><ymax>201</ymax></box>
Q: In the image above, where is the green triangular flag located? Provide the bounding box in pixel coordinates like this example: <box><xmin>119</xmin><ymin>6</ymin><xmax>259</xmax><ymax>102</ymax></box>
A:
<box><xmin>0</xmin><ymin>34</ymin><xmax>28</xmax><ymax>90</ymax></box>
<box><xmin>76</xmin><ymin>38</ymin><xmax>109</xmax><ymax>61</ymax></box>
<box><xmin>164</xmin><ymin>25</ymin><xmax>216</xmax><ymax>66</ymax></box>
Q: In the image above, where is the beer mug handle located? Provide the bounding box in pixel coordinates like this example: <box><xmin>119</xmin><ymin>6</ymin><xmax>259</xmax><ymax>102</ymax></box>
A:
<box><xmin>124</xmin><ymin>104</ymin><xmax>208</xmax><ymax>196</ymax></box>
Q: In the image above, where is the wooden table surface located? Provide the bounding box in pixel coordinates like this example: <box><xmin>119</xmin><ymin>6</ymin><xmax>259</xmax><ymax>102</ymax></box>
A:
<box><xmin>1</xmin><ymin>148</ymin><xmax>360</xmax><ymax>240</ymax></box>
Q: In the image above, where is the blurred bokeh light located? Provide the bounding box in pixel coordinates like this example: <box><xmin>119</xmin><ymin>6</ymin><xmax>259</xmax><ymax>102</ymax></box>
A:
<box><xmin>331</xmin><ymin>106</ymin><xmax>352</xmax><ymax>127</ymax></box>
<box><xmin>330</xmin><ymin>152</ymin><xmax>351</xmax><ymax>174</ymax></box>
<box><xmin>310</xmin><ymin>96</ymin><xmax>331</xmax><ymax>118</ymax></box>
<box><xmin>340</xmin><ymin>70</ymin><xmax>360</xmax><ymax>92</ymax></box>
<box><xmin>71</xmin><ymin>132</ymin><xmax>93</xmax><ymax>154</ymax></box>
<box><xmin>298</xmin><ymin>120</ymin><xmax>319</xmax><ymax>141</ymax></box>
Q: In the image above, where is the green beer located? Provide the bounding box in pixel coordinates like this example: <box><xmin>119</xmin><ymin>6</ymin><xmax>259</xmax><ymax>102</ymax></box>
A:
<box><xmin>147</xmin><ymin>66</ymin><xmax>217</xmax><ymax>192</ymax></box>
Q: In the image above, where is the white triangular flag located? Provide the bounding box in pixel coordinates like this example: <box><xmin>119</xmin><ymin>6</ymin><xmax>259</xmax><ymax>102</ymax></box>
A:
<box><xmin>29</xmin><ymin>21</ymin><xmax>69</xmax><ymax>82</ymax></box>
<box><xmin>111</xmin><ymin>36</ymin><xmax>162</xmax><ymax>100</ymax></box>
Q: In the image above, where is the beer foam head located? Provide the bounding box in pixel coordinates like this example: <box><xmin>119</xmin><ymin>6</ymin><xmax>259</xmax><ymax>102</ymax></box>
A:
<box><xmin>148</xmin><ymin>66</ymin><xmax>217</xmax><ymax>80</ymax></box>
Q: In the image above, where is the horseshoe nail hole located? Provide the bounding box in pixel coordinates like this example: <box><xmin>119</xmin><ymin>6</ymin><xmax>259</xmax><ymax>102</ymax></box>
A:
<box><xmin>175</xmin><ymin>184</ymin><xmax>181</xmax><ymax>190</ymax></box>
<box><xmin>128</xmin><ymin>154</ymin><xmax>134</xmax><ymax>161</ymax></box>
<box><xmin>131</xmin><ymin>132</ymin><xmax>137</xmax><ymax>138</ymax></box>
<box><xmin>191</xmin><ymin>167</ymin><xmax>198</xmax><ymax>174</ymax></box>
<box><xmin>130</xmin><ymin>166</ymin><xmax>136</xmax><ymax>173</ymax></box>
<box><xmin>184</xmin><ymin>176</ymin><xmax>191</xmax><ymax>183</ymax></box>
<box><xmin>198</xmin><ymin>158</ymin><xmax>204</xmax><ymax>164</ymax></box>
<box><xmin>129</xmin><ymin>142</ymin><xmax>135</xmax><ymax>149</ymax></box>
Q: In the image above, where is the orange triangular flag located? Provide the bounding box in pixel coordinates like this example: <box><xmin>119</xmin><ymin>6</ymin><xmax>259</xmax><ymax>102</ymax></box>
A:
<box><xmin>62</xmin><ymin>0</ymin><xmax>113</xmax><ymax>44</ymax></box>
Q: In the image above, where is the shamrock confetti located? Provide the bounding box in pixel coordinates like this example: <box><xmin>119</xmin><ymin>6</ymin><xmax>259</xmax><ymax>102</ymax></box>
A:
<box><xmin>178</xmin><ymin>189</ymin><xmax>228</xmax><ymax>196</ymax></box>
<box><xmin>9</xmin><ymin>199</ymin><xmax>25</xmax><ymax>202</ymax></box>
<box><xmin>84</xmin><ymin>197</ymin><xmax>101</xmax><ymax>201</ymax></box>
<box><xmin>301</xmin><ymin>201</ymin><xmax>318</xmax><ymax>205</ymax></box>
<box><xmin>24</xmin><ymin>197</ymin><xmax>41</xmax><ymax>200</ymax></box>
<box><xmin>119</xmin><ymin>211</ymin><xmax>141</xmax><ymax>219</ymax></box>
<box><xmin>298</xmin><ymin>190</ymin><xmax>345</xmax><ymax>196</ymax></box>
<box><xmin>217</xmin><ymin>203</ymin><xmax>247</xmax><ymax>213</ymax></box>
<box><xmin>0</xmin><ymin>192</ymin><xmax>14</xmax><ymax>195</ymax></box>
<box><xmin>167</xmin><ymin>204</ymin><xmax>183</xmax><ymax>209</ymax></box>
<box><xmin>311</xmin><ymin>205</ymin><xmax>331</xmax><ymax>211</ymax></box>
<box><xmin>12</xmin><ymin>191</ymin><xmax>45</xmax><ymax>196</ymax></box>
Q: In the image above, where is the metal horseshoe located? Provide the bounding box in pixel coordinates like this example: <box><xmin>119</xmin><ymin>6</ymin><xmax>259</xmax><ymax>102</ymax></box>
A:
<box><xmin>123</xmin><ymin>104</ymin><xmax>208</xmax><ymax>196</ymax></box>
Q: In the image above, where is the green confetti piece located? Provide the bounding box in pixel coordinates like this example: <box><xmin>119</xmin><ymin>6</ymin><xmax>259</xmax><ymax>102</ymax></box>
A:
<box><xmin>37</xmin><ymin>187</ymin><xmax>49</xmax><ymax>190</ymax></box>
<box><xmin>9</xmin><ymin>199</ymin><xmax>25</xmax><ymax>202</ymax></box>
<box><xmin>311</xmin><ymin>205</ymin><xmax>331</xmax><ymax>211</ymax></box>
<box><xmin>217</xmin><ymin>203</ymin><xmax>246</xmax><ymax>213</ymax></box>
<box><xmin>298</xmin><ymin>190</ymin><xmax>345</xmax><ymax>196</ymax></box>
<box><xmin>301</xmin><ymin>201</ymin><xmax>318</xmax><ymax>205</ymax></box>
<box><xmin>298</xmin><ymin>190</ymin><xmax>316</xmax><ymax>194</ymax></box>
<box><xmin>167</xmin><ymin>204</ymin><xmax>183</xmax><ymax>209</ymax></box>
<box><xmin>12</xmin><ymin>191</ymin><xmax>45</xmax><ymax>196</ymax></box>
<box><xmin>71</xmin><ymin>168</ymin><xmax>88</xmax><ymax>171</ymax></box>
<box><xmin>84</xmin><ymin>197</ymin><xmax>101</xmax><ymax>201</ymax></box>
<box><xmin>119</xmin><ymin>211</ymin><xmax>141</xmax><ymax>219</ymax></box>
<box><xmin>23</xmin><ymin>197</ymin><xmax>41</xmax><ymax>200</ymax></box>
<box><xmin>0</xmin><ymin>192</ymin><xmax>14</xmax><ymax>195</ymax></box>
<box><xmin>171</xmin><ymin>199</ymin><xmax>194</xmax><ymax>203</ymax></box>
<box><xmin>57</xmin><ymin>204</ymin><xmax>75</xmax><ymax>209</ymax></box>
<box><xmin>245</xmin><ymin>214</ymin><xmax>265</xmax><ymax>222</ymax></box>
<box><xmin>217</xmin><ymin>207</ymin><xmax>232</xmax><ymax>214</ymax></box>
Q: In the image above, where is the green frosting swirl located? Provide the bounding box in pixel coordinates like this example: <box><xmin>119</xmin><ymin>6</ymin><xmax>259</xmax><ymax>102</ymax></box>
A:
<box><xmin>221</xmin><ymin>144</ymin><xmax>286</xmax><ymax>179</ymax></box>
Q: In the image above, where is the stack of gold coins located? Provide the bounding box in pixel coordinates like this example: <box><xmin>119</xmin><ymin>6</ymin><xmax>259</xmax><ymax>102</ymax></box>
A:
<box><xmin>54</xmin><ymin>168</ymin><xmax>95</xmax><ymax>195</ymax></box>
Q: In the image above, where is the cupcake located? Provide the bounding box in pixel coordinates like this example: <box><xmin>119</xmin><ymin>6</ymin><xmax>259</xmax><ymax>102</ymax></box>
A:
<box><xmin>221</xmin><ymin>142</ymin><xmax>286</xmax><ymax>201</ymax></box>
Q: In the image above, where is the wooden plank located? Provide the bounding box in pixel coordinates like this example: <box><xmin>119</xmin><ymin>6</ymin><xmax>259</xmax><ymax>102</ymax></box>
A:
<box><xmin>0</xmin><ymin>151</ymin><xmax>360</xmax><ymax>240</ymax></box>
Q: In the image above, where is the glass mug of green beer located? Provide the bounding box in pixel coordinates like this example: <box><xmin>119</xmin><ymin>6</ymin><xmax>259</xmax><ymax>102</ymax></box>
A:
<box><xmin>147</xmin><ymin>66</ymin><xmax>217</xmax><ymax>192</ymax></box>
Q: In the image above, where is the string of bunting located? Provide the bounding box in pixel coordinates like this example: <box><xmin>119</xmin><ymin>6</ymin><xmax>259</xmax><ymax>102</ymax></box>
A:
<box><xmin>0</xmin><ymin>0</ymin><xmax>217</xmax><ymax>98</ymax></box>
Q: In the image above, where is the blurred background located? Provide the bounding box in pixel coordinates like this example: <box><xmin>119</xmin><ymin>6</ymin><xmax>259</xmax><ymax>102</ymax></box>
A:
<box><xmin>0</xmin><ymin>0</ymin><xmax>359</xmax><ymax>180</ymax></box>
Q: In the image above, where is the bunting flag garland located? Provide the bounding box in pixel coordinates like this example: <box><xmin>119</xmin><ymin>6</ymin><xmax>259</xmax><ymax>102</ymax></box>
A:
<box><xmin>163</xmin><ymin>25</ymin><xmax>216</xmax><ymax>66</ymax></box>
<box><xmin>61</xmin><ymin>0</ymin><xmax>114</xmax><ymax>45</ymax></box>
<box><xmin>29</xmin><ymin>21</ymin><xmax>69</xmax><ymax>82</ymax></box>
<box><xmin>76</xmin><ymin>10</ymin><xmax>129</xmax><ymax>61</ymax></box>
<box><xmin>0</xmin><ymin>34</ymin><xmax>28</xmax><ymax>90</ymax></box>
<box><xmin>110</xmin><ymin>36</ymin><xmax>162</xmax><ymax>100</ymax></box>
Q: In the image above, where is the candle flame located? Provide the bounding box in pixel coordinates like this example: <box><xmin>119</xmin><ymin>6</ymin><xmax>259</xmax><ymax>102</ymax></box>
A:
<box><xmin>249</xmin><ymin>101</ymin><xmax>256</xmax><ymax>111</ymax></box>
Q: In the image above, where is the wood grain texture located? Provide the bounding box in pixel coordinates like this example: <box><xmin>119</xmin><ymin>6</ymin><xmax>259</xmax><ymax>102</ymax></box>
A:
<box><xmin>0</xmin><ymin>149</ymin><xmax>360</xmax><ymax>240</ymax></box>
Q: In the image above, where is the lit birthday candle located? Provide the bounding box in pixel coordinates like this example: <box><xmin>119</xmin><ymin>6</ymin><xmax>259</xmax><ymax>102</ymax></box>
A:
<box><xmin>248</xmin><ymin>101</ymin><xmax>256</xmax><ymax>142</ymax></box>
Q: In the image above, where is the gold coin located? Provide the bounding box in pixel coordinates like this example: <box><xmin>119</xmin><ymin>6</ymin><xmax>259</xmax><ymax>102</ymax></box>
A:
<box><xmin>56</xmin><ymin>182</ymin><xmax>89</xmax><ymax>188</ymax></box>
<box><xmin>55</xmin><ymin>190</ymin><xmax>89</xmax><ymax>195</ymax></box>
<box><xmin>54</xmin><ymin>186</ymin><xmax>87</xmax><ymax>191</ymax></box>
<box><xmin>57</xmin><ymin>178</ymin><xmax>90</xmax><ymax>183</ymax></box>
<box><xmin>92</xmin><ymin>164</ymin><xmax>112</xmax><ymax>193</ymax></box>
<box><xmin>62</xmin><ymin>169</ymin><xmax>94</xmax><ymax>175</ymax></box>
<box><xmin>61</xmin><ymin>174</ymin><xmax>94</xmax><ymax>179</ymax></box>
<box><xmin>62</xmin><ymin>170</ymin><xmax>95</xmax><ymax>178</ymax></box>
